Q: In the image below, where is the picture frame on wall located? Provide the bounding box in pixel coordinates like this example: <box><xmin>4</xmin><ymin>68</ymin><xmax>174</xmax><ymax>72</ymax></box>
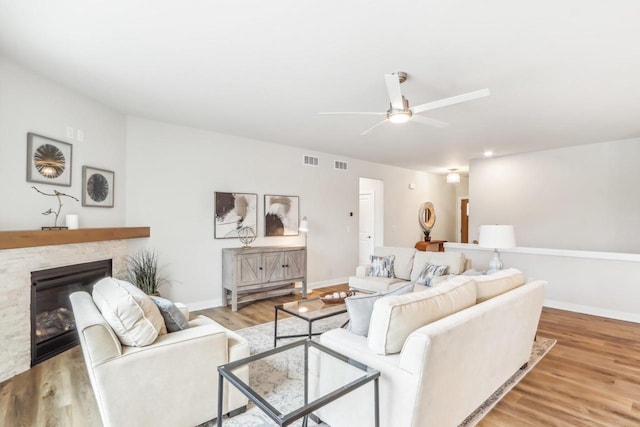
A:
<box><xmin>264</xmin><ymin>194</ymin><xmax>299</xmax><ymax>236</ymax></box>
<box><xmin>215</xmin><ymin>192</ymin><xmax>258</xmax><ymax>239</ymax></box>
<box><xmin>82</xmin><ymin>166</ymin><xmax>115</xmax><ymax>208</ymax></box>
<box><xmin>26</xmin><ymin>132</ymin><xmax>73</xmax><ymax>187</ymax></box>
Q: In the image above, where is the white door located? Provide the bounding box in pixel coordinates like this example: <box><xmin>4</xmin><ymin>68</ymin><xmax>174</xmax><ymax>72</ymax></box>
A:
<box><xmin>359</xmin><ymin>193</ymin><xmax>375</xmax><ymax>265</ymax></box>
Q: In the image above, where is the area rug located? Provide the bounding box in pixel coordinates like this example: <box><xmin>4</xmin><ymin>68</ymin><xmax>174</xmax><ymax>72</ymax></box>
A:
<box><xmin>205</xmin><ymin>314</ymin><xmax>555</xmax><ymax>427</ymax></box>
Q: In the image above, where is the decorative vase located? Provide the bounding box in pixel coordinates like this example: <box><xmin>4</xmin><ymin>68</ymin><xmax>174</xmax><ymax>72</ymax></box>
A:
<box><xmin>424</xmin><ymin>236</ymin><xmax>431</xmax><ymax>242</ymax></box>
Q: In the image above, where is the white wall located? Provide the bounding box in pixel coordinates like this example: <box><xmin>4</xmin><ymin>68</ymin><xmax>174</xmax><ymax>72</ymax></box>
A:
<box><xmin>0</xmin><ymin>57</ymin><xmax>127</xmax><ymax>229</ymax></box>
<box><xmin>447</xmin><ymin>243</ymin><xmax>640</xmax><ymax>323</ymax></box>
<box><xmin>125</xmin><ymin>117</ymin><xmax>456</xmax><ymax>308</ymax></box>
<box><xmin>469</xmin><ymin>138</ymin><xmax>640</xmax><ymax>253</ymax></box>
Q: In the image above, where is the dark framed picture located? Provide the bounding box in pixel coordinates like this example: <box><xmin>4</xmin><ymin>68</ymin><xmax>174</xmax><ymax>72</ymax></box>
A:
<box><xmin>264</xmin><ymin>194</ymin><xmax>299</xmax><ymax>236</ymax></box>
<box><xmin>215</xmin><ymin>192</ymin><xmax>258</xmax><ymax>239</ymax></box>
<box><xmin>26</xmin><ymin>133</ymin><xmax>73</xmax><ymax>186</ymax></box>
<box><xmin>82</xmin><ymin>166</ymin><xmax>114</xmax><ymax>208</ymax></box>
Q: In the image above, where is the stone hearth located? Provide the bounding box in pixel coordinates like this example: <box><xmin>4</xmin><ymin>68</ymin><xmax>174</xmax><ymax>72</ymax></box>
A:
<box><xmin>0</xmin><ymin>240</ymin><xmax>128</xmax><ymax>382</ymax></box>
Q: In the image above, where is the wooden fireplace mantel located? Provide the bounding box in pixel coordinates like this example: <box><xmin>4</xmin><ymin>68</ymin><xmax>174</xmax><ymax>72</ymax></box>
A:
<box><xmin>0</xmin><ymin>227</ymin><xmax>150</xmax><ymax>250</ymax></box>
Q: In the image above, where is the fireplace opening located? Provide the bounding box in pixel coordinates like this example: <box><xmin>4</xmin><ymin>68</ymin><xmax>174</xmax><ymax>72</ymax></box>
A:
<box><xmin>31</xmin><ymin>259</ymin><xmax>112</xmax><ymax>366</ymax></box>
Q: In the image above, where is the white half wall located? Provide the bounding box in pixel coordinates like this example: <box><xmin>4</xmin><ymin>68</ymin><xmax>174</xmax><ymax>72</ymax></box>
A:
<box><xmin>446</xmin><ymin>243</ymin><xmax>640</xmax><ymax>323</ymax></box>
<box><xmin>125</xmin><ymin>116</ymin><xmax>456</xmax><ymax>308</ymax></box>
<box><xmin>469</xmin><ymin>138</ymin><xmax>640</xmax><ymax>253</ymax></box>
<box><xmin>0</xmin><ymin>57</ymin><xmax>127</xmax><ymax>229</ymax></box>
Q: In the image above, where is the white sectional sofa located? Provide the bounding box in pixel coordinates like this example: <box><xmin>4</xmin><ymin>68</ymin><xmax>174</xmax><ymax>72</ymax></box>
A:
<box><xmin>349</xmin><ymin>246</ymin><xmax>470</xmax><ymax>293</ymax></box>
<box><xmin>312</xmin><ymin>269</ymin><xmax>544</xmax><ymax>427</ymax></box>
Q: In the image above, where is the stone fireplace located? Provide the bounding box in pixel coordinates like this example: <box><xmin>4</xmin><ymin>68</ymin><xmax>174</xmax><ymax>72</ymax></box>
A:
<box><xmin>0</xmin><ymin>237</ymin><xmax>133</xmax><ymax>382</ymax></box>
<box><xmin>31</xmin><ymin>259</ymin><xmax>113</xmax><ymax>366</ymax></box>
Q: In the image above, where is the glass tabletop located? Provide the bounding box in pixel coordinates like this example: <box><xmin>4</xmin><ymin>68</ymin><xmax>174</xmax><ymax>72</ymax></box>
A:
<box><xmin>218</xmin><ymin>339</ymin><xmax>379</xmax><ymax>426</ymax></box>
<box><xmin>277</xmin><ymin>298</ymin><xmax>346</xmax><ymax>320</ymax></box>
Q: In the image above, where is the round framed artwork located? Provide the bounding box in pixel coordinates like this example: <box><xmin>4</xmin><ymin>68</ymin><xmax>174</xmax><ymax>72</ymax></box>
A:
<box><xmin>82</xmin><ymin>166</ymin><xmax>114</xmax><ymax>207</ymax></box>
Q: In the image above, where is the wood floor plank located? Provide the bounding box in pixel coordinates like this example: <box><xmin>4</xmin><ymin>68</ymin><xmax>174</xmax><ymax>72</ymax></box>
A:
<box><xmin>2</xmin><ymin>292</ymin><xmax>640</xmax><ymax>426</ymax></box>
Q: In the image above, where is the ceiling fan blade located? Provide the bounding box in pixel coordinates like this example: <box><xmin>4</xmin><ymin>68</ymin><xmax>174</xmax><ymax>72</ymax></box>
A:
<box><xmin>360</xmin><ymin>119</ymin><xmax>388</xmax><ymax>135</ymax></box>
<box><xmin>411</xmin><ymin>115</ymin><xmax>449</xmax><ymax>128</ymax></box>
<box><xmin>384</xmin><ymin>73</ymin><xmax>404</xmax><ymax>110</ymax></box>
<box><xmin>317</xmin><ymin>112</ymin><xmax>386</xmax><ymax>115</ymax></box>
<box><xmin>410</xmin><ymin>88</ymin><xmax>490</xmax><ymax>114</ymax></box>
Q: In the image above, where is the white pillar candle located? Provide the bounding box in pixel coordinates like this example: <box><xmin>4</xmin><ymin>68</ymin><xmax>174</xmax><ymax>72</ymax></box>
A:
<box><xmin>65</xmin><ymin>214</ymin><xmax>79</xmax><ymax>229</ymax></box>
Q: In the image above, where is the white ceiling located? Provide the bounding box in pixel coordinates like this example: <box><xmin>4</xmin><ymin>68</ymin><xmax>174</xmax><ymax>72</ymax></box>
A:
<box><xmin>1</xmin><ymin>1</ymin><xmax>639</xmax><ymax>174</ymax></box>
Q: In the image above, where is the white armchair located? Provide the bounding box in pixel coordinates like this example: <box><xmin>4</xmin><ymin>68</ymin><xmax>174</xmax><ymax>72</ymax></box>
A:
<box><xmin>70</xmin><ymin>291</ymin><xmax>249</xmax><ymax>427</ymax></box>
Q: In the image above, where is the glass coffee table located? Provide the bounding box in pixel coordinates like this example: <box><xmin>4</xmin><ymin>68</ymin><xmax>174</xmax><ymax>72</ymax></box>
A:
<box><xmin>217</xmin><ymin>339</ymin><xmax>380</xmax><ymax>427</ymax></box>
<box><xmin>274</xmin><ymin>298</ymin><xmax>349</xmax><ymax>347</ymax></box>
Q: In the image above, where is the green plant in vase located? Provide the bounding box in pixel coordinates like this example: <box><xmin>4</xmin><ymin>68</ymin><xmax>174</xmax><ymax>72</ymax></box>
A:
<box><xmin>127</xmin><ymin>249</ymin><xmax>169</xmax><ymax>295</ymax></box>
<box><xmin>423</xmin><ymin>229</ymin><xmax>431</xmax><ymax>242</ymax></box>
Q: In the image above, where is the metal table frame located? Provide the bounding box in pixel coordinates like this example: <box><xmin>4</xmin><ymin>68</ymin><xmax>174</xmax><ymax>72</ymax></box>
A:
<box><xmin>217</xmin><ymin>339</ymin><xmax>380</xmax><ymax>427</ymax></box>
<box><xmin>273</xmin><ymin>298</ymin><xmax>348</xmax><ymax>347</ymax></box>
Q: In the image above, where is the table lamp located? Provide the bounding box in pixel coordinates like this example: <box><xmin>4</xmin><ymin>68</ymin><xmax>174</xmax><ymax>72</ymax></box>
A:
<box><xmin>478</xmin><ymin>225</ymin><xmax>516</xmax><ymax>274</ymax></box>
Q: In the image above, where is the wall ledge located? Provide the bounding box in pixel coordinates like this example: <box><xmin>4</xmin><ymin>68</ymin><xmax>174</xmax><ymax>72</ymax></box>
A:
<box><xmin>445</xmin><ymin>242</ymin><xmax>640</xmax><ymax>263</ymax></box>
<box><xmin>0</xmin><ymin>227</ymin><xmax>150</xmax><ymax>250</ymax></box>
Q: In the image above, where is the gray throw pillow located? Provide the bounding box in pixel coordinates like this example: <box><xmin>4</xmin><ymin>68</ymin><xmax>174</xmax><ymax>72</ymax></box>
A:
<box><xmin>415</xmin><ymin>263</ymin><xmax>449</xmax><ymax>286</ymax></box>
<box><xmin>345</xmin><ymin>283</ymin><xmax>414</xmax><ymax>336</ymax></box>
<box><xmin>149</xmin><ymin>296</ymin><xmax>189</xmax><ymax>332</ymax></box>
<box><xmin>369</xmin><ymin>255</ymin><xmax>395</xmax><ymax>278</ymax></box>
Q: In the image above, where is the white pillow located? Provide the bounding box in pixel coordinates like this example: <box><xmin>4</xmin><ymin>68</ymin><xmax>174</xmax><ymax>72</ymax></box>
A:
<box><xmin>367</xmin><ymin>275</ymin><xmax>477</xmax><ymax>355</ymax></box>
<box><xmin>92</xmin><ymin>277</ymin><xmax>167</xmax><ymax>347</ymax></box>
<box><xmin>475</xmin><ymin>268</ymin><xmax>526</xmax><ymax>303</ymax></box>
<box><xmin>411</xmin><ymin>251</ymin><xmax>467</xmax><ymax>280</ymax></box>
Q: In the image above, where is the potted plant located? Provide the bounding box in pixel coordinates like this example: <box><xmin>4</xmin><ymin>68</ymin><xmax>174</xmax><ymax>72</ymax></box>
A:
<box><xmin>127</xmin><ymin>249</ymin><xmax>169</xmax><ymax>295</ymax></box>
<box><xmin>423</xmin><ymin>229</ymin><xmax>431</xmax><ymax>242</ymax></box>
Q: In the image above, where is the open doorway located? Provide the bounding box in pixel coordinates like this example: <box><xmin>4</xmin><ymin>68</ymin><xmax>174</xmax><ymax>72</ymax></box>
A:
<box><xmin>359</xmin><ymin>178</ymin><xmax>384</xmax><ymax>264</ymax></box>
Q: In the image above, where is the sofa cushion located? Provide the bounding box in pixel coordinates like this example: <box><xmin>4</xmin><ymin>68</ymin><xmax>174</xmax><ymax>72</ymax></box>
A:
<box><xmin>475</xmin><ymin>268</ymin><xmax>526</xmax><ymax>303</ymax></box>
<box><xmin>345</xmin><ymin>284</ymin><xmax>415</xmax><ymax>336</ymax></box>
<box><xmin>92</xmin><ymin>277</ymin><xmax>167</xmax><ymax>347</ymax></box>
<box><xmin>369</xmin><ymin>255</ymin><xmax>395</xmax><ymax>278</ymax></box>
<box><xmin>150</xmin><ymin>296</ymin><xmax>190</xmax><ymax>332</ymax></box>
<box><xmin>415</xmin><ymin>263</ymin><xmax>449</xmax><ymax>286</ymax></box>
<box><xmin>374</xmin><ymin>247</ymin><xmax>417</xmax><ymax>281</ymax></box>
<box><xmin>348</xmin><ymin>275</ymin><xmax>407</xmax><ymax>293</ymax></box>
<box><xmin>367</xmin><ymin>275</ymin><xmax>477</xmax><ymax>355</ymax></box>
<box><xmin>411</xmin><ymin>251</ymin><xmax>467</xmax><ymax>280</ymax></box>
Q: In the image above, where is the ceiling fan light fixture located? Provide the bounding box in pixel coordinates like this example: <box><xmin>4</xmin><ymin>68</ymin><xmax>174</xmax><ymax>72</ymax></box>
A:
<box><xmin>387</xmin><ymin>110</ymin><xmax>412</xmax><ymax>124</ymax></box>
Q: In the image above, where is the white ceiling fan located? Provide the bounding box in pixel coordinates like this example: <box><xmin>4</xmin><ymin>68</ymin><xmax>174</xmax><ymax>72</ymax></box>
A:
<box><xmin>318</xmin><ymin>72</ymin><xmax>490</xmax><ymax>135</ymax></box>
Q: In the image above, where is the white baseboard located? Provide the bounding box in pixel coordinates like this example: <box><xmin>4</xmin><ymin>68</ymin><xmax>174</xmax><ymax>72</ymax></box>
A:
<box><xmin>185</xmin><ymin>278</ymin><xmax>348</xmax><ymax>311</ymax></box>
<box><xmin>187</xmin><ymin>298</ymin><xmax>223</xmax><ymax>312</ymax></box>
<box><xmin>544</xmin><ymin>299</ymin><xmax>640</xmax><ymax>324</ymax></box>
<box><xmin>308</xmin><ymin>277</ymin><xmax>349</xmax><ymax>290</ymax></box>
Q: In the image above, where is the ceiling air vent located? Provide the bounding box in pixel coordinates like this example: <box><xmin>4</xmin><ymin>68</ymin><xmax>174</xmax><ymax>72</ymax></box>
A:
<box><xmin>303</xmin><ymin>155</ymin><xmax>319</xmax><ymax>167</ymax></box>
<box><xmin>334</xmin><ymin>160</ymin><xmax>348</xmax><ymax>171</ymax></box>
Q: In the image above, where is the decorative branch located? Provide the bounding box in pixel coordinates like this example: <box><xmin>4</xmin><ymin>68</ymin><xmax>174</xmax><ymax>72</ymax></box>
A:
<box><xmin>32</xmin><ymin>186</ymin><xmax>79</xmax><ymax>228</ymax></box>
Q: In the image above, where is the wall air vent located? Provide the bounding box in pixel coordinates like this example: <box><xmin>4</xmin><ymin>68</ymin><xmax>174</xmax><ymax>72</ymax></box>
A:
<box><xmin>334</xmin><ymin>160</ymin><xmax>348</xmax><ymax>171</ymax></box>
<box><xmin>303</xmin><ymin>155</ymin><xmax>319</xmax><ymax>167</ymax></box>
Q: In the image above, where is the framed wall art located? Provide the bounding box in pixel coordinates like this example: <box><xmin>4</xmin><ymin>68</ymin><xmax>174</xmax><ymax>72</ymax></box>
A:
<box><xmin>215</xmin><ymin>192</ymin><xmax>258</xmax><ymax>239</ymax></box>
<box><xmin>82</xmin><ymin>166</ymin><xmax>114</xmax><ymax>208</ymax></box>
<box><xmin>26</xmin><ymin>133</ymin><xmax>73</xmax><ymax>186</ymax></box>
<box><xmin>264</xmin><ymin>194</ymin><xmax>299</xmax><ymax>236</ymax></box>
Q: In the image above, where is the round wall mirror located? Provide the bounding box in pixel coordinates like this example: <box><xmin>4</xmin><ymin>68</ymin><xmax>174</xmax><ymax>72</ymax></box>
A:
<box><xmin>418</xmin><ymin>202</ymin><xmax>436</xmax><ymax>231</ymax></box>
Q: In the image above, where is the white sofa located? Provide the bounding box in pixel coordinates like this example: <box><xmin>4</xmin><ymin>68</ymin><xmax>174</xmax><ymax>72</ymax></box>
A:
<box><xmin>349</xmin><ymin>246</ymin><xmax>470</xmax><ymax>293</ymax></box>
<box><xmin>312</xmin><ymin>270</ymin><xmax>545</xmax><ymax>427</ymax></box>
<box><xmin>69</xmin><ymin>291</ymin><xmax>249</xmax><ymax>427</ymax></box>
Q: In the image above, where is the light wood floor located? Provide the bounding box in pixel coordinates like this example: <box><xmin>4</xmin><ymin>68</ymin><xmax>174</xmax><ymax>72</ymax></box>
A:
<box><xmin>2</xmin><ymin>285</ymin><xmax>640</xmax><ymax>426</ymax></box>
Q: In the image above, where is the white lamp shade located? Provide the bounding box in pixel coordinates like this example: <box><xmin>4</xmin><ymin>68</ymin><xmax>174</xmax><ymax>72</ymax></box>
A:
<box><xmin>299</xmin><ymin>217</ymin><xmax>309</xmax><ymax>232</ymax></box>
<box><xmin>478</xmin><ymin>225</ymin><xmax>516</xmax><ymax>249</ymax></box>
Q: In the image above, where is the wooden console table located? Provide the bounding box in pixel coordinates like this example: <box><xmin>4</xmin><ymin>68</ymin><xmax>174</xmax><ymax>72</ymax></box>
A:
<box><xmin>222</xmin><ymin>245</ymin><xmax>307</xmax><ymax>311</ymax></box>
<box><xmin>415</xmin><ymin>240</ymin><xmax>447</xmax><ymax>252</ymax></box>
